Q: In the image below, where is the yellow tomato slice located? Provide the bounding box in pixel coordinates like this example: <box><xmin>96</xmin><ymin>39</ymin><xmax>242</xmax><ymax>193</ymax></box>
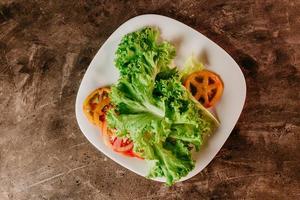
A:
<box><xmin>82</xmin><ymin>87</ymin><xmax>110</xmax><ymax>124</ymax></box>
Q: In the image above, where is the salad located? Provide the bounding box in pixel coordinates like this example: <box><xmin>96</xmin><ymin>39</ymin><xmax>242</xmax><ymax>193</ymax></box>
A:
<box><xmin>83</xmin><ymin>27</ymin><xmax>223</xmax><ymax>185</ymax></box>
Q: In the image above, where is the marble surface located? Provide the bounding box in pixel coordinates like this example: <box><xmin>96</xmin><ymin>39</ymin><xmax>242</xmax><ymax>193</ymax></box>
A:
<box><xmin>0</xmin><ymin>0</ymin><xmax>299</xmax><ymax>199</ymax></box>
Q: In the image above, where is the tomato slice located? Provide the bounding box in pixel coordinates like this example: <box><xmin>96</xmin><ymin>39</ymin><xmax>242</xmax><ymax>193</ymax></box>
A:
<box><xmin>83</xmin><ymin>87</ymin><xmax>110</xmax><ymax>124</ymax></box>
<box><xmin>184</xmin><ymin>70</ymin><xmax>223</xmax><ymax>108</ymax></box>
<box><xmin>93</xmin><ymin>97</ymin><xmax>112</xmax><ymax>129</ymax></box>
<box><xmin>83</xmin><ymin>87</ymin><xmax>142</xmax><ymax>159</ymax></box>
<box><xmin>111</xmin><ymin>137</ymin><xmax>134</xmax><ymax>152</ymax></box>
<box><xmin>102</xmin><ymin>121</ymin><xmax>142</xmax><ymax>158</ymax></box>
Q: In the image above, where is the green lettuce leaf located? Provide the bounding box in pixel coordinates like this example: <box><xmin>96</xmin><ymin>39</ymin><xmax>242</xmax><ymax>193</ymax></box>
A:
<box><xmin>107</xmin><ymin>27</ymin><xmax>218</xmax><ymax>185</ymax></box>
<box><xmin>180</xmin><ymin>54</ymin><xmax>205</xmax><ymax>82</ymax></box>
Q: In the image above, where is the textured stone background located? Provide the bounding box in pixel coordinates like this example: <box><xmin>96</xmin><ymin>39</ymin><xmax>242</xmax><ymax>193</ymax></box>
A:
<box><xmin>0</xmin><ymin>0</ymin><xmax>299</xmax><ymax>199</ymax></box>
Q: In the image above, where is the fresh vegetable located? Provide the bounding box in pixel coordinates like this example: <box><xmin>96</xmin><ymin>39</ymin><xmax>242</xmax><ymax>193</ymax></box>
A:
<box><xmin>93</xmin><ymin>97</ymin><xmax>111</xmax><ymax>128</ymax></box>
<box><xmin>83</xmin><ymin>87</ymin><xmax>110</xmax><ymax>125</ymax></box>
<box><xmin>102</xmin><ymin>121</ymin><xmax>137</xmax><ymax>157</ymax></box>
<box><xmin>180</xmin><ymin>54</ymin><xmax>205</xmax><ymax>82</ymax></box>
<box><xmin>106</xmin><ymin>27</ymin><xmax>219</xmax><ymax>185</ymax></box>
<box><xmin>83</xmin><ymin>87</ymin><xmax>140</xmax><ymax>158</ymax></box>
<box><xmin>184</xmin><ymin>70</ymin><xmax>223</xmax><ymax>108</ymax></box>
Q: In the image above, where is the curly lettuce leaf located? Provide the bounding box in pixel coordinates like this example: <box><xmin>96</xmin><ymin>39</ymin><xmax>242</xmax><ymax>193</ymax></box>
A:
<box><xmin>148</xmin><ymin>139</ymin><xmax>194</xmax><ymax>185</ymax></box>
<box><xmin>180</xmin><ymin>54</ymin><xmax>205</xmax><ymax>81</ymax></box>
<box><xmin>107</xmin><ymin>27</ymin><xmax>218</xmax><ymax>185</ymax></box>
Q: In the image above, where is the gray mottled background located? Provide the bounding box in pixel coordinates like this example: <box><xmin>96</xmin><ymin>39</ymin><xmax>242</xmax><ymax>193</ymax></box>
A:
<box><xmin>0</xmin><ymin>0</ymin><xmax>299</xmax><ymax>199</ymax></box>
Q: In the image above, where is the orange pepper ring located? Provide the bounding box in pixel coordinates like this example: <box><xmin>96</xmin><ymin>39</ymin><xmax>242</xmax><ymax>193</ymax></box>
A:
<box><xmin>184</xmin><ymin>70</ymin><xmax>223</xmax><ymax>108</ymax></box>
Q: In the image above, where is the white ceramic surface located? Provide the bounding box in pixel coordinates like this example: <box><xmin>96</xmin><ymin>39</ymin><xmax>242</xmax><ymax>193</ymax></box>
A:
<box><xmin>75</xmin><ymin>14</ymin><xmax>246</xmax><ymax>183</ymax></box>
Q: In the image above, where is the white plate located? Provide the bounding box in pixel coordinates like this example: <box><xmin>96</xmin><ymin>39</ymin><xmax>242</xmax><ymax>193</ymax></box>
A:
<box><xmin>75</xmin><ymin>14</ymin><xmax>246</xmax><ymax>183</ymax></box>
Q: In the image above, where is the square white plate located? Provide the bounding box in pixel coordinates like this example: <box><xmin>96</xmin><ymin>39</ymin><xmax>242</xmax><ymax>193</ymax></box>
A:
<box><xmin>75</xmin><ymin>14</ymin><xmax>246</xmax><ymax>183</ymax></box>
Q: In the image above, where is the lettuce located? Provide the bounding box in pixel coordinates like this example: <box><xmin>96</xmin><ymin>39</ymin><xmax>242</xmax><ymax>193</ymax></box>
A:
<box><xmin>107</xmin><ymin>27</ymin><xmax>218</xmax><ymax>185</ymax></box>
<box><xmin>180</xmin><ymin>54</ymin><xmax>205</xmax><ymax>82</ymax></box>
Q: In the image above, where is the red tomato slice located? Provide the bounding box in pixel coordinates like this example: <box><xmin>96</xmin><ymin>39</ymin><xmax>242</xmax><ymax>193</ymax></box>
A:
<box><xmin>102</xmin><ymin>121</ymin><xmax>142</xmax><ymax>158</ymax></box>
<box><xmin>84</xmin><ymin>88</ymin><xmax>142</xmax><ymax>159</ymax></box>
<box><xmin>111</xmin><ymin>137</ymin><xmax>134</xmax><ymax>152</ymax></box>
